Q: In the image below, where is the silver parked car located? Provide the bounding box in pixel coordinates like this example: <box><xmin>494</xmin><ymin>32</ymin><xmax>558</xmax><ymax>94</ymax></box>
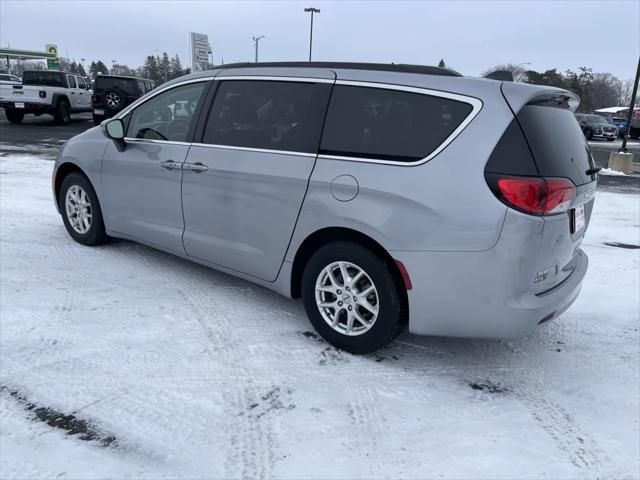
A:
<box><xmin>53</xmin><ymin>62</ymin><xmax>597</xmax><ymax>353</ymax></box>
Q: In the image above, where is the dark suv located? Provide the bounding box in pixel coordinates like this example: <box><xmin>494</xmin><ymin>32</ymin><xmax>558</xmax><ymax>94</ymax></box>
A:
<box><xmin>575</xmin><ymin>113</ymin><xmax>618</xmax><ymax>141</ymax></box>
<box><xmin>91</xmin><ymin>75</ymin><xmax>155</xmax><ymax>125</ymax></box>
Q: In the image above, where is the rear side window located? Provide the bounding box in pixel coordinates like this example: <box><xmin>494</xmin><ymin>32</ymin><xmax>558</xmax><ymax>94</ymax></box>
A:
<box><xmin>22</xmin><ymin>71</ymin><xmax>65</xmax><ymax>87</ymax></box>
<box><xmin>95</xmin><ymin>77</ymin><xmax>137</xmax><ymax>96</ymax></box>
<box><xmin>517</xmin><ymin>105</ymin><xmax>595</xmax><ymax>186</ymax></box>
<box><xmin>202</xmin><ymin>80</ymin><xmax>332</xmax><ymax>153</ymax></box>
<box><xmin>320</xmin><ymin>85</ymin><xmax>473</xmax><ymax>162</ymax></box>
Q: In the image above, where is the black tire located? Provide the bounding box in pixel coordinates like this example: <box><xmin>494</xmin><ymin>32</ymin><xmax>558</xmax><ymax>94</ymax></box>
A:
<box><xmin>5</xmin><ymin>109</ymin><xmax>24</xmax><ymax>124</ymax></box>
<box><xmin>92</xmin><ymin>114</ymin><xmax>104</xmax><ymax>126</ymax></box>
<box><xmin>53</xmin><ymin>100</ymin><xmax>71</xmax><ymax>124</ymax></box>
<box><xmin>584</xmin><ymin>128</ymin><xmax>593</xmax><ymax>140</ymax></box>
<box><xmin>607</xmin><ymin>138</ymin><xmax>615</xmax><ymax>142</ymax></box>
<box><xmin>301</xmin><ymin>242</ymin><xmax>404</xmax><ymax>354</ymax></box>
<box><xmin>59</xmin><ymin>172</ymin><xmax>109</xmax><ymax>246</ymax></box>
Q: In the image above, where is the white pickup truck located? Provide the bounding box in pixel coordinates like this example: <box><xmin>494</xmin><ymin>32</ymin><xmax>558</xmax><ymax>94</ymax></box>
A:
<box><xmin>0</xmin><ymin>70</ymin><xmax>92</xmax><ymax>124</ymax></box>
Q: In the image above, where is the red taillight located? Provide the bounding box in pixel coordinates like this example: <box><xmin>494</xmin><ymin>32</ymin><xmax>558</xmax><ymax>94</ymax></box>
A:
<box><xmin>39</xmin><ymin>90</ymin><xmax>46</xmax><ymax>98</ymax></box>
<box><xmin>91</xmin><ymin>95</ymin><xmax>98</xmax><ymax>103</ymax></box>
<box><xmin>496</xmin><ymin>177</ymin><xmax>575</xmax><ymax>216</ymax></box>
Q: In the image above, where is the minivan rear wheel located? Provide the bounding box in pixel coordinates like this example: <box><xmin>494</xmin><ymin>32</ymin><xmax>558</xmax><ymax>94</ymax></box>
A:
<box><xmin>302</xmin><ymin>242</ymin><xmax>403</xmax><ymax>353</ymax></box>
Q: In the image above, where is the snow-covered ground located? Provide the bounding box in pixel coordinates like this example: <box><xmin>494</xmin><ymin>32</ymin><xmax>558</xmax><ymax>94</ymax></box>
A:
<box><xmin>1</xmin><ymin>154</ymin><xmax>638</xmax><ymax>480</ymax></box>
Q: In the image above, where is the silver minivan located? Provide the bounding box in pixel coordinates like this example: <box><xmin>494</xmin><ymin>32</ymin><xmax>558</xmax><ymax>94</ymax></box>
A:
<box><xmin>53</xmin><ymin>62</ymin><xmax>596</xmax><ymax>353</ymax></box>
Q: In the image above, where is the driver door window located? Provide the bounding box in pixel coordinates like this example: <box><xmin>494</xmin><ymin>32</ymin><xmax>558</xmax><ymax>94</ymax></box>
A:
<box><xmin>127</xmin><ymin>82</ymin><xmax>206</xmax><ymax>142</ymax></box>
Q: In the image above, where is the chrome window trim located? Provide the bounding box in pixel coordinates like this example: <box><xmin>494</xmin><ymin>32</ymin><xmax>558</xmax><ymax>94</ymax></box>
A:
<box><xmin>115</xmin><ymin>75</ymin><xmax>482</xmax><ymax>163</ymax></box>
<box><xmin>190</xmin><ymin>142</ymin><xmax>317</xmax><ymax>157</ymax></box>
<box><xmin>123</xmin><ymin>137</ymin><xmax>192</xmax><ymax>147</ymax></box>
<box><xmin>318</xmin><ymin>80</ymin><xmax>483</xmax><ymax>167</ymax></box>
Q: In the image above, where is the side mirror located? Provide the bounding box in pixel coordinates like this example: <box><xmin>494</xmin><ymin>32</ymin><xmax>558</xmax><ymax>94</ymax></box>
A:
<box><xmin>105</xmin><ymin>118</ymin><xmax>124</xmax><ymax>140</ymax></box>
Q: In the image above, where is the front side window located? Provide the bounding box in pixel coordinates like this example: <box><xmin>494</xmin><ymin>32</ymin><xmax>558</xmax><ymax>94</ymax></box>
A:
<box><xmin>320</xmin><ymin>85</ymin><xmax>474</xmax><ymax>162</ymax></box>
<box><xmin>127</xmin><ymin>82</ymin><xmax>206</xmax><ymax>142</ymax></box>
<box><xmin>77</xmin><ymin>77</ymin><xmax>86</xmax><ymax>89</ymax></box>
<box><xmin>67</xmin><ymin>75</ymin><xmax>77</xmax><ymax>89</ymax></box>
<box><xmin>202</xmin><ymin>80</ymin><xmax>332</xmax><ymax>153</ymax></box>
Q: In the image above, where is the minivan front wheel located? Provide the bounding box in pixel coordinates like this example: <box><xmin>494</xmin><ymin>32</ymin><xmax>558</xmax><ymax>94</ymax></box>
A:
<box><xmin>302</xmin><ymin>242</ymin><xmax>403</xmax><ymax>353</ymax></box>
<box><xmin>59</xmin><ymin>173</ymin><xmax>109</xmax><ymax>246</ymax></box>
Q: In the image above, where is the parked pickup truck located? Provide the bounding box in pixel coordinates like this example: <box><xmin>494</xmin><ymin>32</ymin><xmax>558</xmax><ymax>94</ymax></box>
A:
<box><xmin>0</xmin><ymin>70</ymin><xmax>92</xmax><ymax>124</ymax></box>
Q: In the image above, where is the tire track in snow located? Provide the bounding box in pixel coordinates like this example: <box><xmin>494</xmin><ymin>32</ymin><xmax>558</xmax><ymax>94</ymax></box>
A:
<box><xmin>527</xmin><ymin>395</ymin><xmax>615</xmax><ymax>477</ymax></box>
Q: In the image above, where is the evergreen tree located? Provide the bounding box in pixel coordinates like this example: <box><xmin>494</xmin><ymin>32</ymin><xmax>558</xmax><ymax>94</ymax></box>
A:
<box><xmin>90</xmin><ymin>60</ymin><xmax>109</xmax><ymax>76</ymax></box>
<box><xmin>143</xmin><ymin>55</ymin><xmax>159</xmax><ymax>83</ymax></box>
<box><xmin>70</xmin><ymin>61</ymin><xmax>78</xmax><ymax>74</ymax></box>
<box><xmin>169</xmin><ymin>54</ymin><xmax>184</xmax><ymax>80</ymax></box>
<box><xmin>438</xmin><ymin>59</ymin><xmax>446</xmax><ymax>68</ymax></box>
<box><xmin>77</xmin><ymin>64</ymin><xmax>86</xmax><ymax>77</ymax></box>
<box><xmin>159</xmin><ymin>51</ymin><xmax>170</xmax><ymax>83</ymax></box>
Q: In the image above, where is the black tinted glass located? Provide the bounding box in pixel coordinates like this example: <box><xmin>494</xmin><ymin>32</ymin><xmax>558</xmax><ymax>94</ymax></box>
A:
<box><xmin>95</xmin><ymin>77</ymin><xmax>137</xmax><ymax>96</ymax></box>
<box><xmin>22</xmin><ymin>71</ymin><xmax>65</xmax><ymax>87</ymax></box>
<box><xmin>518</xmin><ymin>105</ymin><xmax>594</xmax><ymax>186</ymax></box>
<box><xmin>202</xmin><ymin>80</ymin><xmax>332</xmax><ymax>153</ymax></box>
<box><xmin>320</xmin><ymin>85</ymin><xmax>473</xmax><ymax>162</ymax></box>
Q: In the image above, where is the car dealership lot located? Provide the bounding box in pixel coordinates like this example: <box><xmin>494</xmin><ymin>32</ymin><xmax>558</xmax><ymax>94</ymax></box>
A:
<box><xmin>0</xmin><ymin>151</ymin><xmax>638</xmax><ymax>478</ymax></box>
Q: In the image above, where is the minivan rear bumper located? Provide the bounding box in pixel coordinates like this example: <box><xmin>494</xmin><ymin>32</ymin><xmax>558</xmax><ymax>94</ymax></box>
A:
<box><xmin>393</xmin><ymin>247</ymin><xmax>588</xmax><ymax>339</ymax></box>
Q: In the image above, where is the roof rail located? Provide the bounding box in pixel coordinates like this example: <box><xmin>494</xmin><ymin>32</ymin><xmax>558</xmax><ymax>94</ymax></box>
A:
<box><xmin>218</xmin><ymin>61</ymin><xmax>462</xmax><ymax>77</ymax></box>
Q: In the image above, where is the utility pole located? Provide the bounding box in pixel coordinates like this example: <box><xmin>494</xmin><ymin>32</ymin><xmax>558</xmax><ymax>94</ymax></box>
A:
<box><xmin>621</xmin><ymin>56</ymin><xmax>640</xmax><ymax>153</ymax></box>
<box><xmin>304</xmin><ymin>7</ymin><xmax>320</xmax><ymax>62</ymax></box>
<box><xmin>607</xmin><ymin>56</ymin><xmax>639</xmax><ymax>173</ymax></box>
<box><xmin>252</xmin><ymin>35</ymin><xmax>265</xmax><ymax>63</ymax></box>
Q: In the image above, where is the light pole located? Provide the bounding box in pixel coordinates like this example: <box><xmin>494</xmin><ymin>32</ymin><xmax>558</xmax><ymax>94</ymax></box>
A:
<box><xmin>304</xmin><ymin>7</ymin><xmax>320</xmax><ymax>62</ymax></box>
<box><xmin>252</xmin><ymin>35</ymin><xmax>265</xmax><ymax>63</ymax></box>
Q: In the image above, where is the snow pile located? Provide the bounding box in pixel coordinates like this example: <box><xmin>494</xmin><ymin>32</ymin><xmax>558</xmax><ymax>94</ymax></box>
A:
<box><xmin>1</xmin><ymin>155</ymin><xmax>638</xmax><ymax>479</ymax></box>
<box><xmin>598</xmin><ymin>167</ymin><xmax>628</xmax><ymax>176</ymax></box>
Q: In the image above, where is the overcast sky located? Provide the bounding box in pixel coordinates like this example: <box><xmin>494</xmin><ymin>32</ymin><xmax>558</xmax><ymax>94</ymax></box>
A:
<box><xmin>1</xmin><ymin>0</ymin><xmax>638</xmax><ymax>79</ymax></box>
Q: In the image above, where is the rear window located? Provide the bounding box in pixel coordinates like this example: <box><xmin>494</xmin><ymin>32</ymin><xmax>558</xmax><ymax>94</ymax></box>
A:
<box><xmin>22</xmin><ymin>71</ymin><xmax>65</xmax><ymax>87</ymax></box>
<box><xmin>518</xmin><ymin>105</ymin><xmax>595</xmax><ymax>186</ymax></box>
<box><xmin>95</xmin><ymin>77</ymin><xmax>137</xmax><ymax>96</ymax></box>
<box><xmin>320</xmin><ymin>85</ymin><xmax>473</xmax><ymax>162</ymax></box>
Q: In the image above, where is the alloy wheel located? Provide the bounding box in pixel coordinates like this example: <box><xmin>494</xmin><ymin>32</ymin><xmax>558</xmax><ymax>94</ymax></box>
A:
<box><xmin>65</xmin><ymin>185</ymin><xmax>92</xmax><ymax>234</ymax></box>
<box><xmin>315</xmin><ymin>261</ymin><xmax>379</xmax><ymax>336</ymax></box>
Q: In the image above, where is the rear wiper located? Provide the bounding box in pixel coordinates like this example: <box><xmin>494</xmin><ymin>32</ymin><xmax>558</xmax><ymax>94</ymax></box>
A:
<box><xmin>586</xmin><ymin>167</ymin><xmax>601</xmax><ymax>176</ymax></box>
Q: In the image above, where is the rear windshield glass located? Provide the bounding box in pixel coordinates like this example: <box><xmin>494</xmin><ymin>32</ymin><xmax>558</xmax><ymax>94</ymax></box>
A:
<box><xmin>95</xmin><ymin>77</ymin><xmax>137</xmax><ymax>96</ymax></box>
<box><xmin>320</xmin><ymin>85</ymin><xmax>473</xmax><ymax>162</ymax></box>
<box><xmin>22</xmin><ymin>71</ymin><xmax>65</xmax><ymax>87</ymax></box>
<box><xmin>518</xmin><ymin>105</ymin><xmax>595</xmax><ymax>186</ymax></box>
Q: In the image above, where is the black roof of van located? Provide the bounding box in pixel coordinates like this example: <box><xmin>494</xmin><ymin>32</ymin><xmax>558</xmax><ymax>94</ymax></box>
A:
<box><xmin>218</xmin><ymin>62</ymin><xmax>462</xmax><ymax>77</ymax></box>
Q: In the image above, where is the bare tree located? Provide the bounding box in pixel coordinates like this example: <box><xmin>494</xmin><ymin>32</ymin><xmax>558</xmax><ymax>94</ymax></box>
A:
<box><xmin>618</xmin><ymin>78</ymin><xmax>638</xmax><ymax>107</ymax></box>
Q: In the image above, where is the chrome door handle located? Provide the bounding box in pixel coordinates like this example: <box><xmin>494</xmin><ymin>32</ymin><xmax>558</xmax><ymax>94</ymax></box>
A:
<box><xmin>184</xmin><ymin>162</ymin><xmax>208</xmax><ymax>172</ymax></box>
<box><xmin>160</xmin><ymin>160</ymin><xmax>182</xmax><ymax>170</ymax></box>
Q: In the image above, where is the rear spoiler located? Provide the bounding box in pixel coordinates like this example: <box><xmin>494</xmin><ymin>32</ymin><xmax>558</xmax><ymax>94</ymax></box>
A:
<box><xmin>501</xmin><ymin>82</ymin><xmax>581</xmax><ymax>113</ymax></box>
<box><xmin>484</xmin><ymin>70</ymin><xmax>514</xmax><ymax>82</ymax></box>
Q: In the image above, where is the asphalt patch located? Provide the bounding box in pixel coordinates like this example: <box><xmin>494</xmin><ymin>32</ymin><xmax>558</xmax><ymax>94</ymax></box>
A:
<box><xmin>469</xmin><ymin>381</ymin><xmax>510</xmax><ymax>394</ymax></box>
<box><xmin>1</xmin><ymin>385</ymin><xmax>116</xmax><ymax>446</ymax></box>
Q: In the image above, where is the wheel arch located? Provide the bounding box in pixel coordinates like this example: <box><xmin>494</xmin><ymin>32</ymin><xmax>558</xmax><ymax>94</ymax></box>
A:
<box><xmin>289</xmin><ymin>227</ymin><xmax>409</xmax><ymax>321</ymax></box>
<box><xmin>54</xmin><ymin>162</ymin><xmax>93</xmax><ymax>209</ymax></box>
<box><xmin>51</xmin><ymin>93</ymin><xmax>70</xmax><ymax>107</ymax></box>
